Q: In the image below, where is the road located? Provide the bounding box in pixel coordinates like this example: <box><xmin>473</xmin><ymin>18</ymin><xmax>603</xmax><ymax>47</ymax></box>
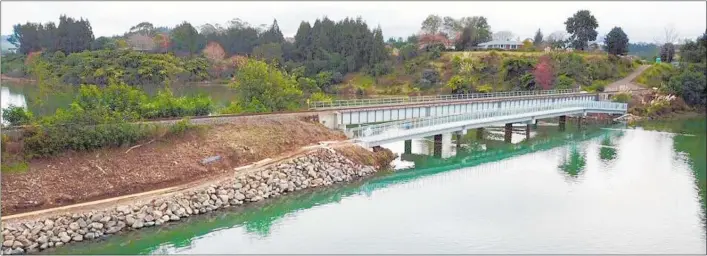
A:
<box><xmin>604</xmin><ymin>65</ymin><xmax>651</xmax><ymax>92</ymax></box>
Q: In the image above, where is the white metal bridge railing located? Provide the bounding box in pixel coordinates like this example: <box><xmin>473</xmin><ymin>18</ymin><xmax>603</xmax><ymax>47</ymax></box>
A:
<box><xmin>310</xmin><ymin>89</ymin><xmax>584</xmax><ymax>109</ymax></box>
<box><xmin>346</xmin><ymin>101</ymin><xmax>627</xmax><ymax>139</ymax></box>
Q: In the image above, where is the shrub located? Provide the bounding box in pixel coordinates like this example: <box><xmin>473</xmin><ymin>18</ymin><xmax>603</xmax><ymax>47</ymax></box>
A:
<box><xmin>555</xmin><ymin>75</ymin><xmax>575</xmax><ymax>90</ymax></box>
<box><xmin>611</xmin><ymin>92</ymin><xmax>632</xmax><ymax>103</ymax></box>
<box><xmin>168</xmin><ymin>118</ymin><xmax>194</xmax><ymax>135</ymax></box>
<box><xmin>665</xmin><ymin>69</ymin><xmax>706</xmax><ymax>106</ymax></box>
<box><xmin>2</xmin><ymin>105</ymin><xmax>33</xmax><ymax>126</ymax></box>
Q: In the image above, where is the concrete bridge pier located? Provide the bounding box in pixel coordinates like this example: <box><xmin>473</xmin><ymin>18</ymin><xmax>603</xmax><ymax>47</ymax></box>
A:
<box><xmin>455</xmin><ymin>132</ymin><xmax>462</xmax><ymax>149</ymax></box>
<box><xmin>504</xmin><ymin>123</ymin><xmax>513</xmax><ymax>143</ymax></box>
<box><xmin>404</xmin><ymin>140</ymin><xmax>412</xmax><ymax>154</ymax></box>
<box><xmin>432</xmin><ymin>133</ymin><xmax>453</xmax><ymax>158</ymax></box>
<box><xmin>525</xmin><ymin>124</ymin><xmax>531</xmax><ymax>140</ymax></box>
<box><xmin>433</xmin><ymin>134</ymin><xmax>443</xmax><ymax>158</ymax></box>
<box><xmin>559</xmin><ymin>115</ymin><xmax>567</xmax><ymax>131</ymax></box>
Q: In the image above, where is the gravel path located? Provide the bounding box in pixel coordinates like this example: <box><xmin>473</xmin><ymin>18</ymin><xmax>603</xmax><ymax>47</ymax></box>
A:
<box><xmin>604</xmin><ymin>65</ymin><xmax>651</xmax><ymax>92</ymax></box>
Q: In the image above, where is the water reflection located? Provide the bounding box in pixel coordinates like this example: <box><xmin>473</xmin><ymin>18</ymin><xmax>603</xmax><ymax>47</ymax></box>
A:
<box><xmin>558</xmin><ymin>145</ymin><xmax>587</xmax><ymax>180</ymax></box>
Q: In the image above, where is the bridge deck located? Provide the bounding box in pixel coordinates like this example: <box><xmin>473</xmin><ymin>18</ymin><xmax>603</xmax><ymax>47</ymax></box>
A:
<box><xmin>350</xmin><ymin>101</ymin><xmax>627</xmax><ymax>147</ymax></box>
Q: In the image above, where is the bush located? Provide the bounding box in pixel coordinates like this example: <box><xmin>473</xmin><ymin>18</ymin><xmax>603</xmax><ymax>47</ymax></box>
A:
<box><xmin>555</xmin><ymin>75</ymin><xmax>575</xmax><ymax>90</ymax></box>
<box><xmin>2</xmin><ymin>105</ymin><xmax>33</xmax><ymax>126</ymax></box>
<box><xmin>611</xmin><ymin>92</ymin><xmax>632</xmax><ymax>103</ymax></box>
<box><xmin>665</xmin><ymin>69</ymin><xmax>706</xmax><ymax>106</ymax></box>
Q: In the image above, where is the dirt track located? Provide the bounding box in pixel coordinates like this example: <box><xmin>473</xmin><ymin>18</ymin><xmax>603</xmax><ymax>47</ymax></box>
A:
<box><xmin>604</xmin><ymin>65</ymin><xmax>651</xmax><ymax>92</ymax></box>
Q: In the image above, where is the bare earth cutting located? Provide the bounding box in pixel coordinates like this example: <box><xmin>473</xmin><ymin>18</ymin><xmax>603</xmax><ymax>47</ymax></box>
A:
<box><xmin>1</xmin><ymin>115</ymin><xmax>347</xmax><ymax>216</ymax></box>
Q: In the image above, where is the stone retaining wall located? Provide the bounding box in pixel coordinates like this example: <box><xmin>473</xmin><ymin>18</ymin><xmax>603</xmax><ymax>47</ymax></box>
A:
<box><xmin>1</xmin><ymin>148</ymin><xmax>385</xmax><ymax>254</ymax></box>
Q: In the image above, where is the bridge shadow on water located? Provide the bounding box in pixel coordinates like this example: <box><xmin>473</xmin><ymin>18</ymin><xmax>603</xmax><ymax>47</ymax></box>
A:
<box><xmin>50</xmin><ymin>125</ymin><xmax>630</xmax><ymax>255</ymax></box>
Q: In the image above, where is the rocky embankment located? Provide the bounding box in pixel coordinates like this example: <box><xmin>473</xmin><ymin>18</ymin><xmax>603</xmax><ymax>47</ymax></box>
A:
<box><xmin>1</xmin><ymin>147</ymin><xmax>393</xmax><ymax>254</ymax></box>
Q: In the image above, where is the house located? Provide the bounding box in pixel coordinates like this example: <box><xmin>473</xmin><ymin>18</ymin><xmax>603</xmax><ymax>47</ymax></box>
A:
<box><xmin>477</xmin><ymin>40</ymin><xmax>523</xmax><ymax>50</ymax></box>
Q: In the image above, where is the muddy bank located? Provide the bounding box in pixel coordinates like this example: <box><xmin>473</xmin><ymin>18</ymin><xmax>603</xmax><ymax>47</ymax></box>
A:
<box><xmin>1</xmin><ymin>116</ymin><xmax>345</xmax><ymax>215</ymax></box>
<box><xmin>0</xmin><ymin>146</ymin><xmax>395</xmax><ymax>255</ymax></box>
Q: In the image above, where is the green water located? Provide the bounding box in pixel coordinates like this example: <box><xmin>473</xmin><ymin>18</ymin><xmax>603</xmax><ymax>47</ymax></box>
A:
<box><xmin>46</xmin><ymin>118</ymin><xmax>706</xmax><ymax>254</ymax></box>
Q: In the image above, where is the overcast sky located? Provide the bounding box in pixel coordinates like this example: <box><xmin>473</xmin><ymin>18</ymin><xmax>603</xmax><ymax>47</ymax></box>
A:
<box><xmin>2</xmin><ymin>1</ymin><xmax>705</xmax><ymax>43</ymax></box>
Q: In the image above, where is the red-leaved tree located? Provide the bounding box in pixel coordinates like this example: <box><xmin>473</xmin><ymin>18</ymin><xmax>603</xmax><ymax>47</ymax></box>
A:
<box><xmin>533</xmin><ymin>55</ymin><xmax>554</xmax><ymax>89</ymax></box>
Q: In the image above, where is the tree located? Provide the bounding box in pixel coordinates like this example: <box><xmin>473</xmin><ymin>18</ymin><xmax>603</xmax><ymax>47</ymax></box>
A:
<box><xmin>127</xmin><ymin>33</ymin><xmax>155</xmax><ymax>51</ymax></box>
<box><xmin>493</xmin><ymin>31</ymin><xmax>514</xmax><ymax>41</ymax></box>
<box><xmin>442</xmin><ymin>16</ymin><xmax>460</xmax><ymax>39</ymax></box>
<box><xmin>170</xmin><ymin>21</ymin><xmax>205</xmax><ymax>56</ymax></box>
<box><xmin>565</xmin><ymin>10</ymin><xmax>598</xmax><ymax>51</ymax></box>
<box><xmin>252</xmin><ymin>42</ymin><xmax>284</xmax><ymax>65</ymax></box>
<box><xmin>128</xmin><ymin>22</ymin><xmax>156</xmax><ymax>36</ymax></box>
<box><xmin>533</xmin><ymin>29</ymin><xmax>544</xmax><ymax>47</ymax></box>
<box><xmin>546</xmin><ymin>30</ymin><xmax>567</xmax><ymax>49</ymax></box>
<box><xmin>603</xmin><ymin>27</ymin><xmax>629</xmax><ymax>56</ymax></box>
<box><xmin>454</xmin><ymin>16</ymin><xmax>492</xmax><ymax>50</ymax></box>
<box><xmin>678</xmin><ymin>32</ymin><xmax>706</xmax><ymax>63</ymax></box>
<box><xmin>153</xmin><ymin>33</ymin><xmax>170</xmax><ymax>53</ymax></box>
<box><xmin>202</xmin><ymin>41</ymin><xmax>226</xmax><ymax>61</ymax></box>
<box><xmin>91</xmin><ymin>36</ymin><xmax>117</xmax><ymax>50</ymax></box>
<box><xmin>259</xmin><ymin>19</ymin><xmax>285</xmax><ymax>45</ymax></box>
<box><xmin>9</xmin><ymin>23</ymin><xmax>42</xmax><ymax>54</ymax></box>
<box><xmin>533</xmin><ymin>55</ymin><xmax>554</xmax><ymax>89</ymax></box>
<box><xmin>199</xmin><ymin>23</ymin><xmax>224</xmax><ymax>35</ymax></box>
<box><xmin>655</xmin><ymin>25</ymin><xmax>680</xmax><ymax>45</ymax></box>
<box><xmin>660</xmin><ymin>43</ymin><xmax>675</xmax><ymax>62</ymax></box>
<box><xmin>666</xmin><ymin>70</ymin><xmax>706</xmax><ymax>106</ymax></box>
<box><xmin>522</xmin><ymin>39</ymin><xmax>533</xmax><ymax>50</ymax></box>
<box><xmin>230</xmin><ymin>59</ymin><xmax>303</xmax><ymax>112</ymax></box>
<box><xmin>56</xmin><ymin>15</ymin><xmax>94</xmax><ymax>53</ymax></box>
<box><xmin>421</xmin><ymin>14</ymin><xmax>443</xmax><ymax>35</ymax></box>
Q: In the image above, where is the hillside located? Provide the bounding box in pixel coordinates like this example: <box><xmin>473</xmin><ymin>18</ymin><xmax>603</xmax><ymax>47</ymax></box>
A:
<box><xmin>333</xmin><ymin>50</ymin><xmax>639</xmax><ymax>96</ymax></box>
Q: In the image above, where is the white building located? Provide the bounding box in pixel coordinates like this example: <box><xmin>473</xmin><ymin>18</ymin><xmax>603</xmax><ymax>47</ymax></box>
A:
<box><xmin>477</xmin><ymin>40</ymin><xmax>523</xmax><ymax>50</ymax></box>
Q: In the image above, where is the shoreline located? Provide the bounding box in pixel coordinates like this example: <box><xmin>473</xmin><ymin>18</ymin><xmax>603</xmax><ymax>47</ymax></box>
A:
<box><xmin>0</xmin><ymin>143</ymin><xmax>395</xmax><ymax>255</ymax></box>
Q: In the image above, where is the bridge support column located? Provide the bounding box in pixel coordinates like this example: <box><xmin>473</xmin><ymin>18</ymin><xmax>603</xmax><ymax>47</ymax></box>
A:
<box><xmin>404</xmin><ymin>140</ymin><xmax>412</xmax><ymax>154</ymax></box>
<box><xmin>533</xmin><ymin>119</ymin><xmax>539</xmax><ymax>128</ymax></box>
<box><xmin>433</xmin><ymin>134</ymin><xmax>443</xmax><ymax>158</ymax></box>
<box><xmin>525</xmin><ymin>124</ymin><xmax>531</xmax><ymax>140</ymax></box>
<box><xmin>504</xmin><ymin>123</ymin><xmax>513</xmax><ymax>143</ymax></box>
<box><xmin>577</xmin><ymin>116</ymin><xmax>583</xmax><ymax>129</ymax></box>
<box><xmin>476</xmin><ymin>128</ymin><xmax>484</xmax><ymax>140</ymax></box>
<box><xmin>455</xmin><ymin>132</ymin><xmax>462</xmax><ymax>149</ymax></box>
<box><xmin>559</xmin><ymin>115</ymin><xmax>567</xmax><ymax>132</ymax></box>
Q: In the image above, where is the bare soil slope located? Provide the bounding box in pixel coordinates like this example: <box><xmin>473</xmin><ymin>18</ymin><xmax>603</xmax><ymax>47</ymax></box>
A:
<box><xmin>1</xmin><ymin>115</ymin><xmax>346</xmax><ymax>215</ymax></box>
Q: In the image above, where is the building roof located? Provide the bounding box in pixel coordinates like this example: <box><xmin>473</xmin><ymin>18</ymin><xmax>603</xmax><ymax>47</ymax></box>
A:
<box><xmin>478</xmin><ymin>40</ymin><xmax>523</xmax><ymax>46</ymax></box>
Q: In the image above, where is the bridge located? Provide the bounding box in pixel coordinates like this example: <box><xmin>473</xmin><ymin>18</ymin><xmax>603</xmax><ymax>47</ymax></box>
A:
<box><xmin>310</xmin><ymin>89</ymin><xmax>628</xmax><ymax>156</ymax></box>
<box><xmin>311</xmin><ymin>89</ymin><xmax>600</xmax><ymax>129</ymax></box>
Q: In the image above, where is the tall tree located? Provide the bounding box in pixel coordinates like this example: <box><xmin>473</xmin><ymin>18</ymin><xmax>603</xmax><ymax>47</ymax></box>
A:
<box><xmin>564</xmin><ymin>10</ymin><xmax>598</xmax><ymax>51</ymax></box>
<box><xmin>293</xmin><ymin>21</ymin><xmax>313</xmax><ymax>61</ymax></box>
<box><xmin>259</xmin><ymin>19</ymin><xmax>285</xmax><ymax>45</ymax></box>
<box><xmin>56</xmin><ymin>15</ymin><xmax>94</xmax><ymax>53</ymax></box>
<box><xmin>679</xmin><ymin>32</ymin><xmax>707</xmax><ymax>63</ymax></box>
<box><xmin>533</xmin><ymin>29</ymin><xmax>544</xmax><ymax>47</ymax></box>
<box><xmin>603</xmin><ymin>27</ymin><xmax>629</xmax><ymax>55</ymax></box>
<box><xmin>421</xmin><ymin>14</ymin><xmax>443</xmax><ymax>35</ymax></box>
<box><xmin>454</xmin><ymin>16</ymin><xmax>491</xmax><ymax>50</ymax></box>
<box><xmin>9</xmin><ymin>23</ymin><xmax>42</xmax><ymax>54</ymax></box>
<box><xmin>128</xmin><ymin>22</ymin><xmax>156</xmax><ymax>36</ymax></box>
<box><xmin>660</xmin><ymin>43</ymin><xmax>676</xmax><ymax>62</ymax></box>
<box><xmin>170</xmin><ymin>21</ymin><xmax>205</xmax><ymax>56</ymax></box>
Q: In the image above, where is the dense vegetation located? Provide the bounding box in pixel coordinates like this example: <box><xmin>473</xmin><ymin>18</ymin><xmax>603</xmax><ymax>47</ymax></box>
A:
<box><xmin>631</xmin><ymin>33</ymin><xmax>706</xmax><ymax>115</ymax></box>
<box><xmin>2</xmin><ymin>83</ymin><xmax>211</xmax><ymax>158</ymax></box>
